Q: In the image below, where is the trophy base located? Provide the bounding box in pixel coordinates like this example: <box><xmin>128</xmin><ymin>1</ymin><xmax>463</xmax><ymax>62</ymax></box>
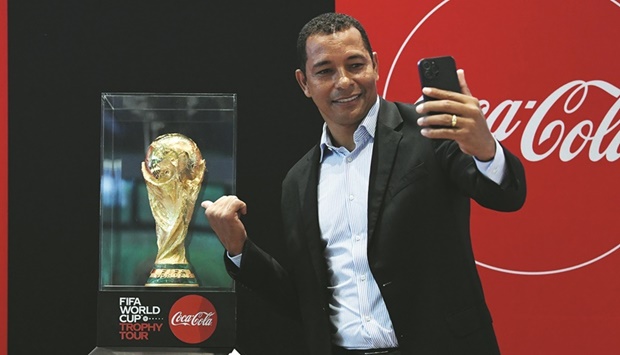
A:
<box><xmin>145</xmin><ymin>263</ymin><xmax>199</xmax><ymax>287</ymax></box>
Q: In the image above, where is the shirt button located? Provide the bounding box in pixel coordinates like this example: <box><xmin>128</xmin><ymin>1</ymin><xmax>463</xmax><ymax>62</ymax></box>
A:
<box><xmin>346</xmin><ymin>157</ymin><xmax>352</xmax><ymax>162</ymax></box>
<box><xmin>360</xmin><ymin>275</ymin><xmax>366</xmax><ymax>281</ymax></box>
<box><xmin>349</xmin><ymin>194</ymin><xmax>354</xmax><ymax>201</ymax></box>
<box><xmin>355</xmin><ymin>235</ymin><xmax>361</xmax><ymax>241</ymax></box>
<box><xmin>365</xmin><ymin>316</ymin><xmax>371</xmax><ymax>322</ymax></box>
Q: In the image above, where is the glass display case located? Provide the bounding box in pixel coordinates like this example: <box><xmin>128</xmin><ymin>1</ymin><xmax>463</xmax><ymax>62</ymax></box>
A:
<box><xmin>95</xmin><ymin>93</ymin><xmax>236</xmax><ymax>352</ymax></box>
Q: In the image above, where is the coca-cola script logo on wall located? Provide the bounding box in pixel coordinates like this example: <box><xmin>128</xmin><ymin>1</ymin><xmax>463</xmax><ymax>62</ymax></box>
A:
<box><xmin>342</xmin><ymin>0</ymin><xmax>620</xmax><ymax>275</ymax></box>
<box><xmin>168</xmin><ymin>294</ymin><xmax>218</xmax><ymax>344</ymax></box>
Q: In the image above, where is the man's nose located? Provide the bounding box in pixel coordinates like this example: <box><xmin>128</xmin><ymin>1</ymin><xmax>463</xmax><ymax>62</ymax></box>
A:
<box><xmin>335</xmin><ymin>70</ymin><xmax>352</xmax><ymax>88</ymax></box>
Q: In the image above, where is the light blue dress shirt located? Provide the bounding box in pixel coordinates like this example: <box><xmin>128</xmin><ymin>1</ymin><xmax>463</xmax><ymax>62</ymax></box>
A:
<box><xmin>317</xmin><ymin>97</ymin><xmax>399</xmax><ymax>349</ymax></box>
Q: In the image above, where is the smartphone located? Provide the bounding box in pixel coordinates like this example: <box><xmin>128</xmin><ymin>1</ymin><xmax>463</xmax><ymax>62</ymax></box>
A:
<box><xmin>417</xmin><ymin>55</ymin><xmax>461</xmax><ymax>102</ymax></box>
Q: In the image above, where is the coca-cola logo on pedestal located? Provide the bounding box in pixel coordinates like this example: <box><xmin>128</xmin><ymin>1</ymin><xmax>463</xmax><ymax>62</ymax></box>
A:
<box><xmin>168</xmin><ymin>294</ymin><xmax>218</xmax><ymax>344</ymax></box>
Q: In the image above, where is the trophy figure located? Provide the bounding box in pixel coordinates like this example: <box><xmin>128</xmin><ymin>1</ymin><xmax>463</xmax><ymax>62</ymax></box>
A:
<box><xmin>141</xmin><ymin>133</ymin><xmax>206</xmax><ymax>287</ymax></box>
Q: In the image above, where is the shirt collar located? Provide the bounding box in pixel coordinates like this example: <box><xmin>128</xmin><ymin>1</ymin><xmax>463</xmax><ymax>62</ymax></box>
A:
<box><xmin>319</xmin><ymin>95</ymin><xmax>380</xmax><ymax>162</ymax></box>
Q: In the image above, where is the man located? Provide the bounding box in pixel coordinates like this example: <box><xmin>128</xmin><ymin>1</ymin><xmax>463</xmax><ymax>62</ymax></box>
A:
<box><xmin>203</xmin><ymin>12</ymin><xmax>526</xmax><ymax>355</ymax></box>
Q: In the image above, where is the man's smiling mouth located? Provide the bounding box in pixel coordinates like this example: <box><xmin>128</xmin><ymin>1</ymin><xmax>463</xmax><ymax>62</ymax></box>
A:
<box><xmin>333</xmin><ymin>94</ymin><xmax>360</xmax><ymax>103</ymax></box>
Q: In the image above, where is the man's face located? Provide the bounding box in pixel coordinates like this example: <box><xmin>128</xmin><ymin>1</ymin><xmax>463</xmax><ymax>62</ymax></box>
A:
<box><xmin>296</xmin><ymin>27</ymin><xmax>379</xmax><ymax>132</ymax></box>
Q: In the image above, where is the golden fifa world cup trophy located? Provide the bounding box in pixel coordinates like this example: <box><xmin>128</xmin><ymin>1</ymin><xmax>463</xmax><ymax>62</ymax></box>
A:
<box><xmin>141</xmin><ymin>133</ymin><xmax>206</xmax><ymax>287</ymax></box>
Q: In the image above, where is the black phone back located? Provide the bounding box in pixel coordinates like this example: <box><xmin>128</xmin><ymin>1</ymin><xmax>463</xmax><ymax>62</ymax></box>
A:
<box><xmin>417</xmin><ymin>55</ymin><xmax>461</xmax><ymax>101</ymax></box>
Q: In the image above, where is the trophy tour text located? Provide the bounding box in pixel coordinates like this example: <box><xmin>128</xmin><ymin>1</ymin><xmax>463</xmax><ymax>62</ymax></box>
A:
<box><xmin>118</xmin><ymin>297</ymin><xmax>163</xmax><ymax>341</ymax></box>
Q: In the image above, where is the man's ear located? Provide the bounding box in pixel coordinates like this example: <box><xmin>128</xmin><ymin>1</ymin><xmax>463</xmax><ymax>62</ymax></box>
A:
<box><xmin>295</xmin><ymin>69</ymin><xmax>311</xmax><ymax>98</ymax></box>
<box><xmin>372</xmin><ymin>52</ymin><xmax>379</xmax><ymax>80</ymax></box>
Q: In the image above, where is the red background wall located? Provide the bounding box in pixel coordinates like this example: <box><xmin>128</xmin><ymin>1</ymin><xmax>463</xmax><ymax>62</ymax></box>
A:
<box><xmin>336</xmin><ymin>0</ymin><xmax>620</xmax><ymax>353</ymax></box>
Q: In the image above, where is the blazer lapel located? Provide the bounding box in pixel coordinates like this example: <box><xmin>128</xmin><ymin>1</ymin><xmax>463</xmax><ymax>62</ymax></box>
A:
<box><xmin>368</xmin><ymin>100</ymin><xmax>403</xmax><ymax>243</ymax></box>
<box><xmin>298</xmin><ymin>146</ymin><xmax>329</xmax><ymax>288</ymax></box>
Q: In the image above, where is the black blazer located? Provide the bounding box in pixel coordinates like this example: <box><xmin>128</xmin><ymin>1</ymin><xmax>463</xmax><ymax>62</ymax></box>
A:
<box><xmin>229</xmin><ymin>99</ymin><xmax>527</xmax><ymax>354</ymax></box>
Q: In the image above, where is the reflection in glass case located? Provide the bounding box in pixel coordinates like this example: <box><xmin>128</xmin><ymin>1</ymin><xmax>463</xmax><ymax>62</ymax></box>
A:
<box><xmin>100</xmin><ymin>93</ymin><xmax>236</xmax><ymax>290</ymax></box>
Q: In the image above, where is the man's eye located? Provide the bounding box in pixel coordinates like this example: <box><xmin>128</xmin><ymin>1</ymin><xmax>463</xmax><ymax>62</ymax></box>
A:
<box><xmin>315</xmin><ymin>69</ymin><xmax>332</xmax><ymax>75</ymax></box>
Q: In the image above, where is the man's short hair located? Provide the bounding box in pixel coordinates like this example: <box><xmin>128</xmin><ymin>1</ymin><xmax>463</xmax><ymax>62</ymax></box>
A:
<box><xmin>296</xmin><ymin>12</ymin><xmax>373</xmax><ymax>73</ymax></box>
